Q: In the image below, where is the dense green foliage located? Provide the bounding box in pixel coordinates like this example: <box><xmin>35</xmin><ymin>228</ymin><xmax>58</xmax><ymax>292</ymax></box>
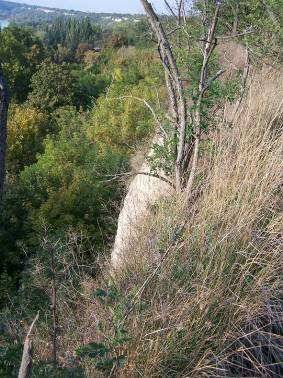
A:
<box><xmin>0</xmin><ymin>26</ymin><xmax>45</xmax><ymax>101</ymax></box>
<box><xmin>28</xmin><ymin>61</ymin><xmax>76</xmax><ymax>112</ymax></box>
<box><xmin>194</xmin><ymin>0</ymin><xmax>283</xmax><ymax>61</ymax></box>
<box><xmin>45</xmin><ymin>17</ymin><xmax>102</xmax><ymax>51</ymax></box>
<box><xmin>6</xmin><ymin>105</ymin><xmax>50</xmax><ymax>173</ymax></box>
<box><xmin>0</xmin><ymin>16</ymin><xmax>163</xmax><ymax>314</ymax></box>
<box><xmin>20</xmin><ymin>108</ymin><xmax>124</xmax><ymax>243</ymax></box>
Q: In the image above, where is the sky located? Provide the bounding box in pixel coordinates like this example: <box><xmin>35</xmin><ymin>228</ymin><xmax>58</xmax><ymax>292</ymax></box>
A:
<box><xmin>13</xmin><ymin>0</ymin><xmax>167</xmax><ymax>14</ymax></box>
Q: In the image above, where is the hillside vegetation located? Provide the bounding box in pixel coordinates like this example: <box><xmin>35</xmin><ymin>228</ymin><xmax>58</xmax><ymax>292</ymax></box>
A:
<box><xmin>0</xmin><ymin>1</ymin><xmax>282</xmax><ymax>377</ymax></box>
<box><xmin>91</xmin><ymin>69</ymin><xmax>282</xmax><ymax>377</ymax></box>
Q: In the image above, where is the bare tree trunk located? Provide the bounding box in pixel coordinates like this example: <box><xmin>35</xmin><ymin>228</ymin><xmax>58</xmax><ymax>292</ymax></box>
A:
<box><xmin>0</xmin><ymin>64</ymin><xmax>9</xmax><ymax>206</ymax></box>
<box><xmin>141</xmin><ymin>1</ymin><xmax>223</xmax><ymax>198</ymax></box>
<box><xmin>140</xmin><ymin>0</ymin><xmax>187</xmax><ymax>191</ymax></box>
<box><xmin>178</xmin><ymin>0</ymin><xmax>186</xmax><ymax>25</ymax></box>
<box><xmin>18</xmin><ymin>312</ymin><xmax>39</xmax><ymax>378</ymax></box>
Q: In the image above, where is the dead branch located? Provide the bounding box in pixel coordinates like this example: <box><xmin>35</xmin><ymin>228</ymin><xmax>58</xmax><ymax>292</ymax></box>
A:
<box><xmin>137</xmin><ymin>171</ymin><xmax>174</xmax><ymax>187</ymax></box>
<box><xmin>108</xmin><ymin>95</ymin><xmax>162</xmax><ymax>128</ymax></box>
<box><xmin>186</xmin><ymin>2</ymin><xmax>221</xmax><ymax>197</ymax></box>
<box><xmin>202</xmin><ymin>68</ymin><xmax>226</xmax><ymax>93</ymax></box>
<box><xmin>99</xmin><ymin>171</ymin><xmax>175</xmax><ymax>188</ymax></box>
<box><xmin>41</xmin><ymin>234</ymin><xmax>58</xmax><ymax>371</ymax></box>
<box><xmin>48</xmin><ymin>241</ymin><xmax>58</xmax><ymax>371</ymax></box>
<box><xmin>178</xmin><ymin>0</ymin><xmax>186</xmax><ymax>25</ymax></box>
<box><xmin>233</xmin><ymin>47</ymin><xmax>250</xmax><ymax>119</ymax></box>
<box><xmin>18</xmin><ymin>312</ymin><xmax>39</xmax><ymax>378</ymax></box>
<box><xmin>217</xmin><ymin>29</ymin><xmax>255</xmax><ymax>40</ymax></box>
<box><xmin>164</xmin><ymin>0</ymin><xmax>178</xmax><ymax>20</ymax></box>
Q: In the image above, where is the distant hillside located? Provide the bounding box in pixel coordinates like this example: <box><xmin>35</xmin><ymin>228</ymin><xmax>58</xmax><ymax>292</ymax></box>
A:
<box><xmin>0</xmin><ymin>0</ymin><xmax>143</xmax><ymax>27</ymax></box>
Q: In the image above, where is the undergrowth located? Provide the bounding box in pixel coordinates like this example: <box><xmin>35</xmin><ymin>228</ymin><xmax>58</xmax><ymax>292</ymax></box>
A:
<box><xmin>76</xmin><ymin>69</ymin><xmax>283</xmax><ymax>377</ymax></box>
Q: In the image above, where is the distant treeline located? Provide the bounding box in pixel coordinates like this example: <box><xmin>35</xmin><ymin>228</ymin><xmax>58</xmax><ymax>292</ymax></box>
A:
<box><xmin>45</xmin><ymin>17</ymin><xmax>101</xmax><ymax>50</ymax></box>
<box><xmin>0</xmin><ymin>0</ymin><xmax>143</xmax><ymax>28</ymax></box>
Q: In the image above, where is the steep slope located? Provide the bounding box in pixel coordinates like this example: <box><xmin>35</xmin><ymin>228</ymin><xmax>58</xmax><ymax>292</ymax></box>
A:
<box><xmin>81</xmin><ymin>69</ymin><xmax>282</xmax><ymax>377</ymax></box>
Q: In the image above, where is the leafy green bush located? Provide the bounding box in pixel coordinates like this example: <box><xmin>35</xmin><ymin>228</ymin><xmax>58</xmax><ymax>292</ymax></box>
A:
<box><xmin>28</xmin><ymin>60</ymin><xmax>77</xmax><ymax>112</ymax></box>
<box><xmin>72</xmin><ymin>68</ymin><xmax>110</xmax><ymax>109</ymax></box>
<box><xmin>0</xmin><ymin>25</ymin><xmax>45</xmax><ymax>101</ymax></box>
<box><xmin>7</xmin><ymin>105</ymin><xmax>51</xmax><ymax>173</ymax></box>
<box><xmin>20</xmin><ymin>107</ymin><xmax>124</xmax><ymax>247</ymax></box>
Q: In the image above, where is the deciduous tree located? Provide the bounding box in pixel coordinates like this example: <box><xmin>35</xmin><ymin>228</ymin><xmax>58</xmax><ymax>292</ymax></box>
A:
<box><xmin>28</xmin><ymin>61</ymin><xmax>76</xmax><ymax>112</ymax></box>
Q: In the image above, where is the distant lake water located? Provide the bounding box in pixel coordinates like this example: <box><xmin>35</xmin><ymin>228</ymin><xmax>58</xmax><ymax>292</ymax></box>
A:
<box><xmin>0</xmin><ymin>19</ymin><xmax>9</xmax><ymax>28</ymax></box>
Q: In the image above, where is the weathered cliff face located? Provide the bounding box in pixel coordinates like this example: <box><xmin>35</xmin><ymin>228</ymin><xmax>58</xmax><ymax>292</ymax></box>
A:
<box><xmin>111</xmin><ymin>138</ymin><xmax>174</xmax><ymax>267</ymax></box>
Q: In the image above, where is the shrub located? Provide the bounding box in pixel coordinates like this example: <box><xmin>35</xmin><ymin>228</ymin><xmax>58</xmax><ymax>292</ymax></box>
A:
<box><xmin>28</xmin><ymin>61</ymin><xmax>76</xmax><ymax>112</ymax></box>
<box><xmin>20</xmin><ymin>107</ymin><xmax>124</xmax><ymax>248</ymax></box>
<box><xmin>0</xmin><ymin>25</ymin><xmax>45</xmax><ymax>101</ymax></box>
<box><xmin>7</xmin><ymin>105</ymin><xmax>50</xmax><ymax>173</ymax></box>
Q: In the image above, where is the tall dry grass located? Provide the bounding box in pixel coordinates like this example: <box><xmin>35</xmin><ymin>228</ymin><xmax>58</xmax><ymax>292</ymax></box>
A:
<box><xmin>78</xmin><ymin>69</ymin><xmax>283</xmax><ymax>377</ymax></box>
<box><xmin>30</xmin><ymin>70</ymin><xmax>282</xmax><ymax>377</ymax></box>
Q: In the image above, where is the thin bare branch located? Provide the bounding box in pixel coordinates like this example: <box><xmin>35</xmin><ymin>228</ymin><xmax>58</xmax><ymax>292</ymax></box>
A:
<box><xmin>202</xmin><ymin>68</ymin><xmax>226</xmax><ymax>94</ymax></box>
<box><xmin>99</xmin><ymin>170</ymin><xmax>175</xmax><ymax>188</ymax></box>
<box><xmin>164</xmin><ymin>0</ymin><xmax>178</xmax><ymax>19</ymax></box>
<box><xmin>108</xmin><ymin>95</ymin><xmax>162</xmax><ymax>127</ymax></box>
<box><xmin>217</xmin><ymin>30</ymin><xmax>255</xmax><ymax>40</ymax></box>
<box><xmin>233</xmin><ymin>48</ymin><xmax>250</xmax><ymax>119</ymax></box>
<box><xmin>186</xmin><ymin>2</ymin><xmax>221</xmax><ymax>197</ymax></box>
<box><xmin>137</xmin><ymin>171</ymin><xmax>174</xmax><ymax>187</ymax></box>
<box><xmin>18</xmin><ymin>312</ymin><xmax>40</xmax><ymax>378</ymax></box>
